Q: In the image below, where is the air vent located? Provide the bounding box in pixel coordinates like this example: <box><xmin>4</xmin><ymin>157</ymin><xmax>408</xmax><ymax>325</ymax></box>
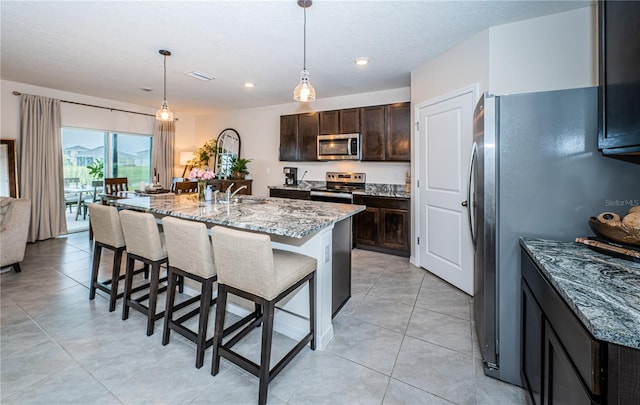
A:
<box><xmin>186</xmin><ymin>71</ymin><xmax>214</xmax><ymax>81</ymax></box>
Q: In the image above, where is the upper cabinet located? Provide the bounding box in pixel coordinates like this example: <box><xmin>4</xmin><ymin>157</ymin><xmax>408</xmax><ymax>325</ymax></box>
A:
<box><xmin>279</xmin><ymin>113</ymin><xmax>318</xmax><ymax>161</ymax></box>
<box><xmin>280</xmin><ymin>102</ymin><xmax>409</xmax><ymax>162</ymax></box>
<box><xmin>319</xmin><ymin>108</ymin><xmax>360</xmax><ymax>134</ymax></box>
<box><xmin>361</xmin><ymin>102</ymin><xmax>411</xmax><ymax>161</ymax></box>
<box><xmin>598</xmin><ymin>0</ymin><xmax>640</xmax><ymax>161</ymax></box>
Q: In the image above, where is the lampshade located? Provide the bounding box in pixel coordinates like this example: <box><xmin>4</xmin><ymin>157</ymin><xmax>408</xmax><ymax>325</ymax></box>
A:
<box><xmin>293</xmin><ymin>69</ymin><xmax>316</xmax><ymax>102</ymax></box>
<box><xmin>179</xmin><ymin>151</ymin><xmax>194</xmax><ymax>165</ymax></box>
<box><xmin>156</xmin><ymin>49</ymin><xmax>174</xmax><ymax>122</ymax></box>
<box><xmin>293</xmin><ymin>0</ymin><xmax>315</xmax><ymax>103</ymax></box>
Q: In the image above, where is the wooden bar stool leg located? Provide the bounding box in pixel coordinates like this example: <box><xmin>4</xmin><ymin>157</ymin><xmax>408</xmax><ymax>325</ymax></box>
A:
<box><xmin>109</xmin><ymin>249</ymin><xmax>124</xmax><ymax>312</ymax></box>
<box><xmin>211</xmin><ymin>284</ymin><xmax>228</xmax><ymax>376</ymax></box>
<box><xmin>89</xmin><ymin>244</ymin><xmax>102</xmax><ymax>300</ymax></box>
<box><xmin>258</xmin><ymin>300</ymin><xmax>275</xmax><ymax>405</ymax></box>
<box><xmin>122</xmin><ymin>255</ymin><xmax>135</xmax><ymax>320</ymax></box>
<box><xmin>162</xmin><ymin>268</ymin><xmax>178</xmax><ymax>346</ymax></box>
<box><xmin>146</xmin><ymin>261</ymin><xmax>161</xmax><ymax>336</ymax></box>
<box><xmin>195</xmin><ymin>280</ymin><xmax>213</xmax><ymax>369</ymax></box>
<box><xmin>309</xmin><ymin>274</ymin><xmax>316</xmax><ymax>350</ymax></box>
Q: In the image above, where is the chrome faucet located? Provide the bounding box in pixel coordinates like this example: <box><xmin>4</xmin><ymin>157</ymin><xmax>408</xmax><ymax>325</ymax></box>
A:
<box><xmin>228</xmin><ymin>185</ymin><xmax>248</xmax><ymax>203</ymax></box>
<box><xmin>223</xmin><ymin>183</ymin><xmax>248</xmax><ymax>203</ymax></box>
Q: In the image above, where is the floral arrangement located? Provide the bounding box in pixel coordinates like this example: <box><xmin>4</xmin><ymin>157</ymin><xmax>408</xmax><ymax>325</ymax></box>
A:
<box><xmin>188</xmin><ymin>167</ymin><xmax>215</xmax><ymax>180</ymax></box>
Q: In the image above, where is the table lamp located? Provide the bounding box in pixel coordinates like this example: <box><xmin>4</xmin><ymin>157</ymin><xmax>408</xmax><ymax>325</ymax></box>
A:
<box><xmin>179</xmin><ymin>152</ymin><xmax>194</xmax><ymax>178</ymax></box>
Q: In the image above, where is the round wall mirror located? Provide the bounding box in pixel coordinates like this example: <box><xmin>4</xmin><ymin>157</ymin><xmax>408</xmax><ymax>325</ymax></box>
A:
<box><xmin>214</xmin><ymin>128</ymin><xmax>241</xmax><ymax>177</ymax></box>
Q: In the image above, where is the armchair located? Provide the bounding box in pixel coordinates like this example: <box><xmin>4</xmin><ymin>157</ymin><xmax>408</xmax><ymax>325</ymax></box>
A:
<box><xmin>0</xmin><ymin>197</ymin><xmax>31</xmax><ymax>272</ymax></box>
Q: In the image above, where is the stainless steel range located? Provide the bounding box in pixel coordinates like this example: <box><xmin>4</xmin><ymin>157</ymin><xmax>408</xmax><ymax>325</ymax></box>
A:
<box><xmin>310</xmin><ymin>172</ymin><xmax>366</xmax><ymax>203</ymax></box>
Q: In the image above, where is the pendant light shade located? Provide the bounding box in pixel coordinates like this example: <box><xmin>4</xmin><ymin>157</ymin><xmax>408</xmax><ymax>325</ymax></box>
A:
<box><xmin>293</xmin><ymin>0</ymin><xmax>315</xmax><ymax>102</ymax></box>
<box><xmin>156</xmin><ymin>49</ymin><xmax>174</xmax><ymax>121</ymax></box>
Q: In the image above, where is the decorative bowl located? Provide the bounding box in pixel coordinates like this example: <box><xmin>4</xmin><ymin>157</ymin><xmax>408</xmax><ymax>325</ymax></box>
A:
<box><xmin>588</xmin><ymin>217</ymin><xmax>640</xmax><ymax>247</ymax></box>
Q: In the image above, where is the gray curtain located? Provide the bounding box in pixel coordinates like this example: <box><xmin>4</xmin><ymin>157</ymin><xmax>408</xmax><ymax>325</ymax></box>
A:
<box><xmin>151</xmin><ymin>121</ymin><xmax>175</xmax><ymax>189</ymax></box>
<box><xmin>19</xmin><ymin>94</ymin><xmax>67</xmax><ymax>241</ymax></box>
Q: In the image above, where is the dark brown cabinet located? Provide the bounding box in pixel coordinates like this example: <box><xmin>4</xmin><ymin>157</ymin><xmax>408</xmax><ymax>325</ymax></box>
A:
<box><xmin>386</xmin><ymin>103</ymin><xmax>411</xmax><ymax>161</ymax></box>
<box><xmin>360</xmin><ymin>105</ymin><xmax>386</xmax><ymax>160</ymax></box>
<box><xmin>319</xmin><ymin>110</ymin><xmax>339</xmax><ymax>134</ymax></box>
<box><xmin>520</xmin><ymin>249</ymin><xmax>640</xmax><ymax>405</ymax></box>
<box><xmin>340</xmin><ymin>108</ymin><xmax>360</xmax><ymax>133</ymax></box>
<box><xmin>598</xmin><ymin>1</ymin><xmax>640</xmax><ymax>159</ymax></box>
<box><xmin>354</xmin><ymin>195</ymin><xmax>409</xmax><ymax>257</ymax></box>
<box><xmin>279</xmin><ymin>114</ymin><xmax>298</xmax><ymax>161</ymax></box>
<box><xmin>360</xmin><ymin>102</ymin><xmax>410</xmax><ymax>161</ymax></box>
<box><xmin>279</xmin><ymin>113</ymin><xmax>318</xmax><ymax>161</ymax></box>
<box><xmin>269</xmin><ymin>188</ymin><xmax>310</xmax><ymax>200</ymax></box>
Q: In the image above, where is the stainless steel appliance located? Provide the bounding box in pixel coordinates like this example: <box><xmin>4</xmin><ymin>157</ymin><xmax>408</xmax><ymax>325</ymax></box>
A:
<box><xmin>310</xmin><ymin>172</ymin><xmax>366</xmax><ymax>203</ymax></box>
<box><xmin>317</xmin><ymin>134</ymin><xmax>361</xmax><ymax>160</ymax></box>
<box><xmin>470</xmin><ymin>87</ymin><xmax>636</xmax><ymax>386</ymax></box>
<box><xmin>283</xmin><ymin>167</ymin><xmax>298</xmax><ymax>186</ymax></box>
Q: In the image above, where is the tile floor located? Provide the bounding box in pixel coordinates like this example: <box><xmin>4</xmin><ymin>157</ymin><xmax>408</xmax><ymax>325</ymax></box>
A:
<box><xmin>1</xmin><ymin>231</ymin><xmax>529</xmax><ymax>404</ymax></box>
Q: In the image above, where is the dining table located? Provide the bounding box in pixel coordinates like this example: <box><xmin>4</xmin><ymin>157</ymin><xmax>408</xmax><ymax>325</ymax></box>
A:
<box><xmin>114</xmin><ymin>193</ymin><xmax>365</xmax><ymax>349</ymax></box>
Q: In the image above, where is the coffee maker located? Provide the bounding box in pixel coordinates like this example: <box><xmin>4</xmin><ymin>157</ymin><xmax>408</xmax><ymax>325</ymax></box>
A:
<box><xmin>283</xmin><ymin>167</ymin><xmax>298</xmax><ymax>186</ymax></box>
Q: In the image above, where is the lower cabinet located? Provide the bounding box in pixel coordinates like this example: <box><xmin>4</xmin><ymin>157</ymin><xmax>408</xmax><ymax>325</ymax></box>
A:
<box><xmin>520</xmin><ymin>250</ymin><xmax>640</xmax><ymax>405</ymax></box>
<box><xmin>268</xmin><ymin>188</ymin><xmax>310</xmax><ymax>200</ymax></box>
<box><xmin>354</xmin><ymin>195</ymin><xmax>409</xmax><ymax>257</ymax></box>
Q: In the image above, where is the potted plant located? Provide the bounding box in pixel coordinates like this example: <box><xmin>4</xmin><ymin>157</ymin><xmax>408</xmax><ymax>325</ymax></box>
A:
<box><xmin>229</xmin><ymin>157</ymin><xmax>251</xmax><ymax>179</ymax></box>
<box><xmin>190</xmin><ymin>139</ymin><xmax>217</xmax><ymax>169</ymax></box>
<box><xmin>87</xmin><ymin>159</ymin><xmax>104</xmax><ymax>187</ymax></box>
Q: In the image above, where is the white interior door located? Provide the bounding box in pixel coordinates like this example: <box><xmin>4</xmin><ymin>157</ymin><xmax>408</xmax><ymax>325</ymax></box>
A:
<box><xmin>417</xmin><ymin>88</ymin><xmax>475</xmax><ymax>295</ymax></box>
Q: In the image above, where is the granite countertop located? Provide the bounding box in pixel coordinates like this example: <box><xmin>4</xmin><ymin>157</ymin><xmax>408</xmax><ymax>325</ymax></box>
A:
<box><xmin>268</xmin><ymin>181</ymin><xmax>411</xmax><ymax>199</ymax></box>
<box><xmin>115</xmin><ymin>194</ymin><xmax>365</xmax><ymax>239</ymax></box>
<box><xmin>520</xmin><ymin>238</ymin><xmax>640</xmax><ymax>349</ymax></box>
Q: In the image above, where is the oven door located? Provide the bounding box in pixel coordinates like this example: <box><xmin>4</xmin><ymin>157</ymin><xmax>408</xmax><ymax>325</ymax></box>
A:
<box><xmin>310</xmin><ymin>190</ymin><xmax>353</xmax><ymax>204</ymax></box>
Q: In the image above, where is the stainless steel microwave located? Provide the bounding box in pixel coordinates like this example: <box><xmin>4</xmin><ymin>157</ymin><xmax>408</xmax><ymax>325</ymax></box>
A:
<box><xmin>317</xmin><ymin>133</ymin><xmax>361</xmax><ymax>160</ymax></box>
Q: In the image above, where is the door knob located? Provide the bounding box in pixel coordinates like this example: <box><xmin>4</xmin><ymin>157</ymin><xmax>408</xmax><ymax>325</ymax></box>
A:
<box><xmin>461</xmin><ymin>201</ymin><xmax>468</xmax><ymax>207</ymax></box>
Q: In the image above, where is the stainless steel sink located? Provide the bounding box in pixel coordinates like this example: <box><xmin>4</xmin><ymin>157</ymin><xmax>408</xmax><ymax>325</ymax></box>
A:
<box><xmin>235</xmin><ymin>198</ymin><xmax>269</xmax><ymax>204</ymax></box>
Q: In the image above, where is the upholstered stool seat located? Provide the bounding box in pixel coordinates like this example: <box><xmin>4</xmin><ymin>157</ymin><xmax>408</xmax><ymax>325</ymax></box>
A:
<box><xmin>119</xmin><ymin>209</ymin><xmax>176</xmax><ymax>336</ymax></box>
<box><xmin>210</xmin><ymin>226</ymin><xmax>316</xmax><ymax>405</ymax></box>
<box><xmin>88</xmin><ymin>204</ymin><xmax>148</xmax><ymax>312</ymax></box>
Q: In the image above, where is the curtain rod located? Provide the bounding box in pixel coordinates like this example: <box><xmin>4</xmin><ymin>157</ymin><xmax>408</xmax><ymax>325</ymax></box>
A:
<box><xmin>11</xmin><ymin>90</ymin><xmax>177</xmax><ymax>120</ymax></box>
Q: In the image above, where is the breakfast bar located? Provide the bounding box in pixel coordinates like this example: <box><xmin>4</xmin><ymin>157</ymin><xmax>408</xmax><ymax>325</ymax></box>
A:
<box><xmin>115</xmin><ymin>193</ymin><xmax>365</xmax><ymax>349</ymax></box>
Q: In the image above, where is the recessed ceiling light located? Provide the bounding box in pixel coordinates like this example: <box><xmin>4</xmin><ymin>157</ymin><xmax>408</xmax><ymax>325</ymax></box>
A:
<box><xmin>186</xmin><ymin>71</ymin><xmax>214</xmax><ymax>81</ymax></box>
<box><xmin>354</xmin><ymin>57</ymin><xmax>369</xmax><ymax>66</ymax></box>
<box><xmin>244</xmin><ymin>82</ymin><xmax>255</xmax><ymax>88</ymax></box>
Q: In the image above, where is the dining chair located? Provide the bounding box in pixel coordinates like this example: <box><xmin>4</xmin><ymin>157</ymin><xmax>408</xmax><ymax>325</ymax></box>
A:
<box><xmin>104</xmin><ymin>177</ymin><xmax>128</xmax><ymax>195</ymax></box>
<box><xmin>174</xmin><ymin>181</ymin><xmax>198</xmax><ymax>194</ymax></box>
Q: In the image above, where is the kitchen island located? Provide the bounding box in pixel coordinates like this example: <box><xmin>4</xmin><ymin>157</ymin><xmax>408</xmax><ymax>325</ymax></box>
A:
<box><xmin>520</xmin><ymin>238</ymin><xmax>640</xmax><ymax>404</ymax></box>
<box><xmin>115</xmin><ymin>194</ymin><xmax>365</xmax><ymax>349</ymax></box>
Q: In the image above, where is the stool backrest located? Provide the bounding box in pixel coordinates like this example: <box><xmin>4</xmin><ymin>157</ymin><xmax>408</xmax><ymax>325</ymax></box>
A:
<box><xmin>105</xmin><ymin>177</ymin><xmax>128</xmax><ymax>195</ymax></box>
<box><xmin>211</xmin><ymin>226</ymin><xmax>275</xmax><ymax>299</ymax></box>
<box><xmin>119</xmin><ymin>210</ymin><xmax>166</xmax><ymax>261</ymax></box>
<box><xmin>88</xmin><ymin>204</ymin><xmax>126</xmax><ymax>248</ymax></box>
<box><xmin>162</xmin><ymin>216</ymin><xmax>215</xmax><ymax>278</ymax></box>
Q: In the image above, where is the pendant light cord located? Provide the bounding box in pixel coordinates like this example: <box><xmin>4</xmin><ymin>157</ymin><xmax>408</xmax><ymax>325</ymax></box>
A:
<box><xmin>303</xmin><ymin>6</ymin><xmax>307</xmax><ymax>70</ymax></box>
<box><xmin>163</xmin><ymin>54</ymin><xmax>167</xmax><ymax>101</ymax></box>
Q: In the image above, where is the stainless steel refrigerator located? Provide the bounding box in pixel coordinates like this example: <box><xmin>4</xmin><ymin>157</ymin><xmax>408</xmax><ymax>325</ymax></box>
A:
<box><xmin>469</xmin><ymin>87</ymin><xmax>638</xmax><ymax>386</ymax></box>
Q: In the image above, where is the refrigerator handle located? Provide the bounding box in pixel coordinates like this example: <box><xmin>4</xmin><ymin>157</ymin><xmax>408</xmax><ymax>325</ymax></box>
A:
<box><xmin>465</xmin><ymin>142</ymin><xmax>477</xmax><ymax>247</ymax></box>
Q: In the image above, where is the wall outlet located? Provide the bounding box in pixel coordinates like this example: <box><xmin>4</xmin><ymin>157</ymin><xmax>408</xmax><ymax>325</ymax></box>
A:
<box><xmin>324</xmin><ymin>245</ymin><xmax>330</xmax><ymax>263</ymax></box>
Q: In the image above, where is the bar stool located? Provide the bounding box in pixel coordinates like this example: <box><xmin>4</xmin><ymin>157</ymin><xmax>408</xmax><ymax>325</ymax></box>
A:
<box><xmin>161</xmin><ymin>216</ymin><xmax>221</xmax><ymax>369</ymax></box>
<box><xmin>88</xmin><ymin>204</ymin><xmax>148</xmax><ymax>312</ymax></box>
<box><xmin>119</xmin><ymin>209</ymin><xmax>171</xmax><ymax>336</ymax></box>
<box><xmin>210</xmin><ymin>226</ymin><xmax>317</xmax><ymax>405</ymax></box>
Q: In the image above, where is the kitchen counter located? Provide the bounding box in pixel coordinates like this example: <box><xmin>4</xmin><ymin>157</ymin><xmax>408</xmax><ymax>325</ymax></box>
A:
<box><xmin>520</xmin><ymin>238</ymin><xmax>640</xmax><ymax>349</ymax></box>
<box><xmin>115</xmin><ymin>193</ymin><xmax>364</xmax><ymax>238</ymax></box>
<box><xmin>268</xmin><ymin>181</ymin><xmax>411</xmax><ymax>198</ymax></box>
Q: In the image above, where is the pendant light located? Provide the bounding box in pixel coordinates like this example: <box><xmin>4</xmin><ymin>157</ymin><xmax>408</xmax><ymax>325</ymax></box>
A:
<box><xmin>155</xmin><ymin>49</ymin><xmax>174</xmax><ymax>121</ymax></box>
<box><xmin>293</xmin><ymin>0</ymin><xmax>316</xmax><ymax>102</ymax></box>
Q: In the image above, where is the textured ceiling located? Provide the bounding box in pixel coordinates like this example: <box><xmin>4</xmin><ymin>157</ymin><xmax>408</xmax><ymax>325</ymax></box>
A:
<box><xmin>1</xmin><ymin>1</ymin><xmax>590</xmax><ymax>115</ymax></box>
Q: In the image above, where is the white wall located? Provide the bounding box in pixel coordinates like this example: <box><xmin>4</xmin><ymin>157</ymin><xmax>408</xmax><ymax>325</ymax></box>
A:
<box><xmin>489</xmin><ymin>6</ymin><xmax>597</xmax><ymax>95</ymax></box>
<box><xmin>195</xmin><ymin>87</ymin><xmax>411</xmax><ymax>197</ymax></box>
<box><xmin>1</xmin><ymin>79</ymin><xmax>198</xmax><ymax>177</ymax></box>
